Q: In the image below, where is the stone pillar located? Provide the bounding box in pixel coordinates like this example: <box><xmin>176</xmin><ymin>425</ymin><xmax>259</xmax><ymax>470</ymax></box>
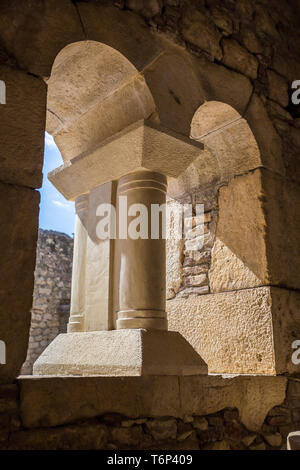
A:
<box><xmin>114</xmin><ymin>171</ymin><xmax>167</xmax><ymax>330</ymax></box>
<box><xmin>33</xmin><ymin>121</ymin><xmax>207</xmax><ymax>376</ymax></box>
<box><xmin>67</xmin><ymin>194</ymin><xmax>89</xmax><ymax>333</ymax></box>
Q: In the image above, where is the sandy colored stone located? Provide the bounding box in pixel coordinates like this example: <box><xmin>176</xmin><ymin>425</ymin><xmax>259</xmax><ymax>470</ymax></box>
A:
<box><xmin>50</xmin><ymin>120</ymin><xmax>203</xmax><ymax>200</ymax></box>
<box><xmin>267</xmin><ymin>70</ymin><xmax>289</xmax><ymax>108</ymax></box>
<box><xmin>209</xmin><ymin>239</ymin><xmax>262</xmax><ymax>292</ymax></box>
<box><xmin>200</xmin><ymin>118</ymin><xmax>262</xmax><ymax>183</ymax></box>
<box><xmin>127</xmin><ymin>0</ymin><xmax>162</xmax><ymax>18</ymax></box>
<box><xmin>222</xmin><ymin>39</ymin><xmax>258</xmax><ymax>80</ymax></box>
<box><xmin>145</xmin><ymin>418</ymin><xmax>177</xmax><ymax>441</ymax></box>
<box><xmin>193</xmin><ymin>417</ymin><xmax>208</xmax><ymax>431</ymax></box>
<box><xmin>169</xmin><ymin>286</ymin><xmax>271</xmax><ymax>375</ymax></box>
<box><xmin>0</xmin><ymin>183</ymin><xmax>39</xmax><ymax>383</ymax></box>
<box><xmin>211</xmin><ymin>440</ymin><xmax>230</xmax><ymax>450</ymax></box>
<box><xmin>0</xmin><ymin>65</ymin><xmax>46</xmax><ymax>188</ymax></box>
<box><xmin>181</xmin><ymin>7</ymin><xmax>222</xmax><ymax>60</ymax></box>
<box><xmin>179</xmin><ymin>375</ymin><xmax>287</xmax><ymax>432</ymax></box>
<box><xmin>210</xmin><ymin>7</ymin><xmax>233</xmax><ymax>36</ymax></box>
<box><xmin>244</xmin><ymin>94</ymin><xmax>284</xmax><ymax>175</ymax></box>
<box><xmin>33</xmin><ymin>329</ymin><xmax>207</xmax><ymax>376</ymax></box>
<box><xmin>143</xmin><ymin>48</ymin><xmax>205</xmax><ymax>136</ymax></box>
<box><xmin>19</xmin><ymin>375</ymin><xmax>181</xmax><ymax>428</ymax></box>
<box><xmin>0</xmin><ymin>0</ymin><xmax>84</xmax><ymax>76</ymax></box>
<box><xmin>242</xmin><ymin>435</ymin><xmax>256</xmax><ymax>447</ymax></box>
<box><xmin>53</xmin><ymin>75</ymin><xmax>156</xmax><ymax>162</ymax></box>
<box><xmin>209</xmin><ymin>170</ymin><xmax>268</xmax><ymax>292</ymax></box>
<box><xmin>166</xmin><ymin>198</ymin><xmax>184</xmax><ymax>299</ymax></box>
<box><xmin>18</xmin><ymin>375</ymin><xmax>286</xmax><ymax>432</ymax></box>
<box><xmin>167</xmin><ymin>146</ymin><xmax>220</xmax><ymax>197</ymax></box>
<box><xmin>250</xmin><ymin>442</ymin><xmax>266</xmax><ymax>451</ymax></box>
<box><xmin>264</xmin><ymin>433</ymin><xmax>282</xmax><ymax>447</ymax></box>
<box><xmin>190</xmin><ymin>101</ymin><xmax>240</xmax><ymax>139</ymax></box>
<box><xmin>184</xmin><ymin>274</ymin><xmax>207</xmax><ymax>287</ymax></box>
<box><xmin>168</xmin><ymin>286</ymin><xmax>300</xmax><ymax>375</ymax></box>
<box><xmin>262</xmin><ymin>170</ymin><xmax>300</xmax><ymax>291</ymax></box>
<box><xmin>194</xmin><ymin>56</ymin><xmax>253</xmax><ymax>117</ymax></box>
<box><xmin>22</xmin><ymin>230</ymin><xmax>73</xmax><ymax>374</ymax></box>
<box><xmin>46</xmin><ymin>41</ymin><xmax>139</xmax><ymax>134</ymax></box>
<box><xmin>167</xmin><ymin>80</ymin><xmax>255</xmax><ymax>195</ymax></box>
<box><xmin>114</xmin><ymin>171</ymin><xmax>168</xmax><ymax>331</ymax></box>
<box><xmin>240</xmin><ymin>26</ymin><xmax>263</xmax><ymax>54</ymax></box>
<box><xmin>110</xmin><ymin>426</ymin><xmax>144</xmax><ymax>448</ymax></box>
<box><xmin>8</xmin><ymin>423</ymin><xmax>107</xmax><ymax>450</ymax></box>
<box><xmin>177</xmin><ymin>430</ymin><xmax>193</xmax><ymax>442</ymax></box>
<box><xmin>84</xmin><ymin>182</ymin><xmax>114</xmax><ymax>331</ymax></box>
<box><xmin>77</xmin><ymin>2</ymin><xmax>164</xmax><ymax>73</ymax></box>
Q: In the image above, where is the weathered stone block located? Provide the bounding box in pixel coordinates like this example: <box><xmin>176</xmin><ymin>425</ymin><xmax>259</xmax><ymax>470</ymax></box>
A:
<box><xmin>0</xmin><ymin>0</ymin><xmax>84</xmax><ymax>76</ymax></box>
<box><xmin>143</xmin><ymin>49</ymin><xmax>205</xmax><ymax>136</ymax></box>
<box><xmin>110</xmin><ymin>425</ymin><xmax>144</xmax><ymax>448</ymax></box>
<box><xmin>0</xmin><ymin>65</ymin><xmax>46</xmax><ymax>188</ymax></box>
<box><xmin>209</xmin><ymin>170</ymin><xmax>267</xmax><ymax>292</ymax></box>
<box><xmin>244</xmin><ymin>94</ymin><xmax>284</xmax><ymax>175</ymax></box>
<box><xmin>145</xmin><ymin>418</ymin><xmax>177</xmax><ymax>441</ymax></box>
<box><xmin>8</xmin><ymin>422</ymin><xmax>107</xmax><ymax>450</ymax></box>
<box><xmin>262</xmin><ymin>170</ymin><xmax>300</xmax><ymax>290</ymax></box>
<box><xmin>0</xmin><ymin>183</ymin><xmax>39</xmax><ymax>383</ymax></box>
<box><xmin>18</xmin><ymin>375</ymin><xmax>287</xmax><ymax>434</ymax></box>
<box><xmin>168</xmin><ymin>287</ymin><xmax>300</xmax><ymax>375</ymax></box>
<box><xmin>32</xmin><ymin>330</ymin><xmax>207</xmax><ymax>377</ymax></box>
<box><xmin>267</xmin><ymin>70</ymin><xmax>289</xmax><ymax>108</ymax></box>
<box><xmin>181</xmin><ymin>7</ymin><xmax>222</xmax><ymax>60</ymax></box>
<box><xmin>77</xmin><ymin>2</ymin><xmax>164</xmax><ymax>72</ymax></box>
<box><xmin>222</xmin><ymin>39</ymin><xmax>258</xmax><ymax>80</ymax></box>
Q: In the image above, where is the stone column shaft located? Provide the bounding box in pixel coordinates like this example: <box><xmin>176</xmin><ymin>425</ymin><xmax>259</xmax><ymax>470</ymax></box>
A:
<box><xmin>68</xmin><ymin>194</ymin><xmax>89</xmax><ymax>333</ymax></box>
<box><xmin>114</xmin><ymin>170</ymin><xmax>168</xmax><ymax>330</ymax></box>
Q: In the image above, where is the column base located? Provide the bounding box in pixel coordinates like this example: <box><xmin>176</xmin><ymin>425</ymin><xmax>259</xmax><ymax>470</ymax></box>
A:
<box><xmin>32</xmin><ymin>329</ymin><xmax>208</xmax><ymax>377</ymax></box>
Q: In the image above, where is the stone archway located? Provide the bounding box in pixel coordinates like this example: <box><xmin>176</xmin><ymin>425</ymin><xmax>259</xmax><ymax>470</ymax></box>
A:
<box><xmin>167</xmin><ymin>100</ymin><xmax>300</xmax><ymax>375</ymax></box>
<box><xmin>0</xmin><ymin>1</ymin><xmax>299</xmax><ymax>384</ymax></box>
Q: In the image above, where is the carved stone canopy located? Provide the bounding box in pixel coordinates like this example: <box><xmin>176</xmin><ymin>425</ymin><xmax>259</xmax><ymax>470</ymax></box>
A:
<box><xmin>48</xmin><ymin>119</ymin><xmax>204</xmax><ymax>200</ymax></box>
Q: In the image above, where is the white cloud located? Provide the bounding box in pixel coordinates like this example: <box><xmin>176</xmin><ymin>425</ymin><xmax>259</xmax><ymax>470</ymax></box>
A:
<box><xmin>52</xmin><ymin>200</ymin><xmax>73</xmax><ymax>210</ymax></box>
<box><xmin>45</xmin><ymin>132</ymin><xmax>57</xmax><ymax>149</ymax></box>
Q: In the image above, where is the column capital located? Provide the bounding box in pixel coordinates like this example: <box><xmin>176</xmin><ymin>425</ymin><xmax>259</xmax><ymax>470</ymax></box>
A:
<box><xmin>48</xmin><ymin>120</ymin><xmax>204</xmax><ymax>201</ymax></box>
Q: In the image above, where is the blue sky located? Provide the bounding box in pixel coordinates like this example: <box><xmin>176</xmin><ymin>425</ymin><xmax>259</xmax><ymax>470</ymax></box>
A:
<box><xmin>38</xmin><ymin>133</ymin><xmax>75</xmax><ymax>237</ymax></box>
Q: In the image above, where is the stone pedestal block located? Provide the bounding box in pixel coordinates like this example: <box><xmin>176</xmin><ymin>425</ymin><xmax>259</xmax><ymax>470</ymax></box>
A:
<box><xmin>33</xmin><ymin>329</ymin><xmax>207</xmax><ymax>377</ymax></box>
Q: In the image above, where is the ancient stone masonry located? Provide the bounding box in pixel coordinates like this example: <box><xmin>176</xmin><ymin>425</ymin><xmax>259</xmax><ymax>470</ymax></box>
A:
<box><xmin>0</xmin><ymin>376</ymin><xmax>298</xmax><ymax>450</ymax></box>
<box><xmin>21</xmin><ymin>230</ymin><xmax>73</xmax><ymax>375</ymax></box>
<box><xmin>0</xmin><ymin>0</ymin><xmax>299</xmax><ymax>452</ymax></box>
<box><xmin>166</xmin><ymin>186</ymin><xmax>219</xmax><ymax>300</ymax></box>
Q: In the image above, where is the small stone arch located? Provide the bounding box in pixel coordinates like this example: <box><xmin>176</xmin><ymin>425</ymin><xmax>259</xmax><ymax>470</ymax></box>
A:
<box><xmin>168</xmin><ymin>100</ymin><xmax>262</xmax><ymax>198</ymax></box>
<box><xmin>46</xmin><ymin>40</ymin><xmax>158</xmax><ymax>162</ymax></box>
<box><xmin>166</xmin><ymin>100</ymin><xmax>278</xmax><ymax>375</ymax></box>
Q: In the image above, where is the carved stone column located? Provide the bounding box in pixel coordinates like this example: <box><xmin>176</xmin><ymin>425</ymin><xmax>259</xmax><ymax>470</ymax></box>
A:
<box><xmin>67</xmin><ymin>194</ymin><xmax>89</xmax><ymax>333</ymax></box>
<box><xmin>115</xmin><ymin>171</ymin><xmax>167</xmax><ymax>330</ymax></box>
<box><xmin>33</xmin><ymin>120</ymin><xmax>207</xmax><ymax>376</ymax></box>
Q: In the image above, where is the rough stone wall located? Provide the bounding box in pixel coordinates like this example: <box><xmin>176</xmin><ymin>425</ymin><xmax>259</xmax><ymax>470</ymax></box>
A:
<box><xmin>0</xmin><ymin>377</ymin><xmax>298</xmax><ymax>450</ymax></box>
<box><xmin>21</xmin><ymin>230</ymin><xmax>73</xmax><ymax>375</ymax></box>
<box><xmin>167</xmin><ymin>187</ymin><xmax>219</xmax><ymax>299</ymax></box>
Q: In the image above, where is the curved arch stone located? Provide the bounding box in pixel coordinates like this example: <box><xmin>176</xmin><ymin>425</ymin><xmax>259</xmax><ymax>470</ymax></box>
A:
<box><xmin>168</xmin><ymin>101</ymin><xmax>262</xmax><ymax>198</ymax></box>
<box><xmin>47</xmin><ymin>41</ymin><xmax>157</xmax><ymax>162</ymax></box>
